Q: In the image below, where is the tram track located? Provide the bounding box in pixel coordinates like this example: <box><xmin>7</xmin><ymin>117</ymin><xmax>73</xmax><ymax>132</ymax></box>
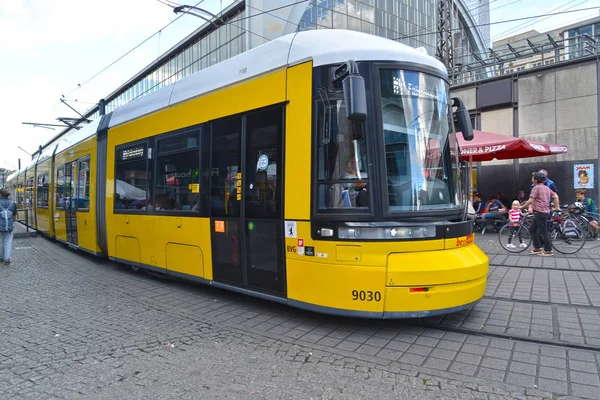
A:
<box><xmin>408</xmin><ymin>317</ymin><xmax>600</xmax><ymax>353</ymax></box>
<box><xmin>489</xmin><ymin>263</ymin><xmax>599</xmax><ymax>273</ymax></box>
<box><xmin>482</xmin><ymin>295</ymin><xmax>599</xmax><ymax>310</ymax></box>
<box><xmin>403</xmin><ymin>289</ymin><xmax>600</xmax><ymax>353</ymax></box>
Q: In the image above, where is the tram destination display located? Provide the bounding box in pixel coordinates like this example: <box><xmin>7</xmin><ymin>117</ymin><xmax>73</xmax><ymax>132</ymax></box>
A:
<box><xmin>119</xmin><ymin>145</ymin><xmax>146</xmax><ymax>162</ymax></box>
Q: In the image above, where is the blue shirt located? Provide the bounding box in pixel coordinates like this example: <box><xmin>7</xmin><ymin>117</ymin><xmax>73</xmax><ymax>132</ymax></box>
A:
<box><xmin>486</xmin><ymin>199</ymin><xmax>504</xmax><ymax>212</ymax></box>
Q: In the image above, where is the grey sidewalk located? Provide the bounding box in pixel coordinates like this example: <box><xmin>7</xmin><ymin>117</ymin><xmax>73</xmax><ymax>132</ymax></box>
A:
<box><xmin>12</xmin><ymin>222</ymin><xmax>36</xmax><ymax>239</ymax></box>
<box><xmin>1</xmin><ymin>235</ymin><xmax>599</xmax><ymax>399</ymax></box>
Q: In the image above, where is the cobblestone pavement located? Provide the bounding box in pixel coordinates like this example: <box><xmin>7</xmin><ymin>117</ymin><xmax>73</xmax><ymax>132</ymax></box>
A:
<box><xmin>1</xmin><ymin>234</ymin><xmax>599</xmax><ymax>399</ymax></box>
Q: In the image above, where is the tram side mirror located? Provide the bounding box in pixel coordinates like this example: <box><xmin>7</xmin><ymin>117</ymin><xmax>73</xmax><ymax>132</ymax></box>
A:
<box><xmin>452</xmin><ymin>97</ymin><xmax>473</xmax><ymax>141</ymax></box>
<box><xmin>333</xmin><ymin>61</ymin><xmax>367</xmax><ymax>121</ymax></box>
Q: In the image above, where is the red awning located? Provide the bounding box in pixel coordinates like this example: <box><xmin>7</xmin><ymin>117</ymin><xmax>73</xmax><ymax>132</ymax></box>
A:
<box><xmin>457</xmin><ymin>130</ymin><xmax>568</xmax><ymax>162</ymax></box>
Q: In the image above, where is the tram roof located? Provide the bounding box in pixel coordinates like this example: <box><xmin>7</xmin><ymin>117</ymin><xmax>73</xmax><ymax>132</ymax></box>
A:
<box><xmin>109</xmin><ymin>29</ymin><xmax>446</xmax><ymax>128</ymax></box>
<box><xmin>54</xmin><ymin>118</ymin><xmax>101</xmax><ymax>157</ymax></box>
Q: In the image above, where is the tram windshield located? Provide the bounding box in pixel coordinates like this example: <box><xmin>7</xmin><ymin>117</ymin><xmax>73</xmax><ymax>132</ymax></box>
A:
<box><xmin>380</xmin><ymin>69</ymin><xmax>462</xmax><ymax>212</ymax></box>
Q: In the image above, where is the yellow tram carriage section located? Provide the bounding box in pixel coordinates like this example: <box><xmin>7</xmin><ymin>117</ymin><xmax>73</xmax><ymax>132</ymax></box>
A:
<box><xmin>7</xmin><ymin>121</ymin><xmax>101</xmax><ymax>255</ymax></box>
<box><xmin>51</xmin><ymin>126</ymin><xmax>99</xmax><ymax>254</ymax></box>
<box><xmin>8</xmin><ymin>30</ymin><xmax>488</xmax><ymax>318</ymax></box>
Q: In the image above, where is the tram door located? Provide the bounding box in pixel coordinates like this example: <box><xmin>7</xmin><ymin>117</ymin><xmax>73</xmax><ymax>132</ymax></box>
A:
<box><xmin>64</xmin><ymin>161</ymin><xmax>78</xmax><ymax>245</ymax></box>
<box><xmin>210</xmin><ymin>106</ymin><xmax>285</xmax><ymax>296</ymax></box>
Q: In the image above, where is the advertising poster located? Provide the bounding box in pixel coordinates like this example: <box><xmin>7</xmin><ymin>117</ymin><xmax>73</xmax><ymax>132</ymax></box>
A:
<box><xmin>574</xmin><ymin>164</ymin><xmax>594</xmax><ymax>189</ymax></box>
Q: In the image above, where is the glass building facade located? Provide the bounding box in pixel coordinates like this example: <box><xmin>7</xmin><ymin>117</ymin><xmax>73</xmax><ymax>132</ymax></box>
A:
<box><xmin>82</xmin><ymin>0</ymin><xmax>487</xmax><ymax>122</ymax></box>
<box><xmin>298</xmin><ymin>0</ymin><xmax>437</xmax><ymax>53</ymax></box>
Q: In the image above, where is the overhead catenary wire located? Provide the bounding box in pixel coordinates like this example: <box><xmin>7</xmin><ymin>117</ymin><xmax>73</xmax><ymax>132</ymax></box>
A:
<box><xmin>61</xmin><ymin>2</ymin><xmax>600</xmax><ymax>107</ymax></box>
<box><xmin>393</xmin><ymin>5</ymin><xmax>600</xmax><ymax>41</ymax></box>
<box><xmin>61</xmin><ymin>0</ymin><xmax>209</xmax><ymax>100</ymax></box>
<box><xmin>61</xmin><ymin>0</ymin><xmax>310</xmax><ymax>100</ymax></box>
<box><xmin>492</xmin><ymin>0</ymin><xmax>587</xmax><ymax>42</ymax></box>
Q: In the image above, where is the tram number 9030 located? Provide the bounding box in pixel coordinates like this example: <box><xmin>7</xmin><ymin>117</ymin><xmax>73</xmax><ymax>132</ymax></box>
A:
<box><xmin>351</xmin><ymin>290</ymin><xmax>381</xmax><ymax>302</ymax></box>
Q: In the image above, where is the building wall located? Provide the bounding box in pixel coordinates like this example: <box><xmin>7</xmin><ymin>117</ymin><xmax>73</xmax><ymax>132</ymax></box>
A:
<box><xmin>451</xmin><ymin>58</ymin><xmax>600</xmax><ymax>204</ymax></box>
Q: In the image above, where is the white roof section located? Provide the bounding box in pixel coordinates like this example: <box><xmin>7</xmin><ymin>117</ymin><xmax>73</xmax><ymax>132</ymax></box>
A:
<box><xmin>110</xmin><ymin>29</ymin><xmax>446</xmax><ymax>128</ymax></box>
<box><xmin>54</xmin><ymin>119</ymin><xmax>101</xmax><ymax>156</ymax></box>
<box><xmin>37</xmin><ymin>143</ymin><xmax>58</xmax><ymax>165</ymax></box>
<box><xmin>6</xmin><ymin>171</ymin><xmax>18</xmax><ymax>183</ymax></box>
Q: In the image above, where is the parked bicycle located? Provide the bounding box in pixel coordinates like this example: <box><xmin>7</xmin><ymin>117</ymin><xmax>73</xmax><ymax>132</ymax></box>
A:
<box><xmin>499</xmin><ymin>209</ymin><xmax>586</xmax><ymax>254</ymax></box>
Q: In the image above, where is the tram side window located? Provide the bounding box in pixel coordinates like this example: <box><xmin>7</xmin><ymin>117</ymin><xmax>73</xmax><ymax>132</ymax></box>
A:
<box><xmin>37</xmin><ymin>173</ymin><xmax>49</xmax><ymax>208</ymax></box>
<box><xmin>210</xmin><ymin>117</ymin><xmax>241</xmax><ymax>217</ymax></box>
<box><xmin>155</xmin><ymin>131</ymin><xmax>200</xmax><ymax>213</ymax></box>
<box><xmin>56</xmin><ymin>166</ymin><xmax>65</xmax><ymax>210</ymax></box>
<box><xmin>115</xmin><ymin>143</ymin><xmax>150</xmax><ymax>211</ymax></box>
<box><xmin>26</xmin><ymin>177</ymin><xmax>34</xmax><ymax>208</ymax></box>
<box><xmin>316</xmin><ymin>99</ymin><xmax>369</xmax><ymax>211</ymax></box>
<box><xmin>77</xmin><ymin>159</ymin><xmax>90</xmax><ymax>211</ymax></box>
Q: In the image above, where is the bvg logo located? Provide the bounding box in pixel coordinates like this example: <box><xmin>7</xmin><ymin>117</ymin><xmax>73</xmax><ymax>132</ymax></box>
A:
<box><xmin>456</xmin><ymin>234</ymin><xmax>474</xmax><ymax>247</ymax></box>
<box><xmin>286</xmin><ymin>245</ymin><xmax>296</xmax><ymax>253</ymax></box>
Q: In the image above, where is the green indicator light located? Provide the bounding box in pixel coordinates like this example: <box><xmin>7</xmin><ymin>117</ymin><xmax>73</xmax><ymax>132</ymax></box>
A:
<box><xmin>248</xmin><ymin>222</ymin><xmax>255</xmax><ymax>231</ymax></box>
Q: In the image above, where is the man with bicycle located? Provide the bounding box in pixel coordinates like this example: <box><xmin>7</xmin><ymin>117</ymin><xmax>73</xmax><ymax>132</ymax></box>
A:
<box><xmin>520</xmin><ymin>172</ymin><xmax>560</xmax><ymax>256</ymax></box>
<box><xmin>574</xmin><ymin>189</ymin><xmax>599</xmax><ymax>238</ymax></box>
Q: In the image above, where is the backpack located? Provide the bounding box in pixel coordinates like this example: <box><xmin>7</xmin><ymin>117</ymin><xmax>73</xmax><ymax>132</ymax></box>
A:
<box><xmin>0</xmin><ymin>200</ymin><xmax>14</xmax><ymax>232</ymax></box>
<box><xmin>561</xmin><ymin>219</ymin><xmax>581</xmax><ymax>238</ymax></box>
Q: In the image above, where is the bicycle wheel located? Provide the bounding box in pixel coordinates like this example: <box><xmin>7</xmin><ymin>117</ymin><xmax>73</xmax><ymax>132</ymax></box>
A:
<box><xmin>550</xmin><ymin>222</ymin><xmax>585</xmax><ymax>254</ymax></box>
<box><xmin>577</xmin><ymin>216</ymin><xmax>594</xmax><ymax>241</ymax></box>
<box><xmin>499</xmin><ymin>224</ymin><xmax>531</xmax><ymax>253</ymax></box>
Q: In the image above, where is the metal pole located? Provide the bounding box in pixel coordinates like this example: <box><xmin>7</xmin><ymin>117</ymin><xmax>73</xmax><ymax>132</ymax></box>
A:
<box><xmin>436</xmin><ymin>0</ymin><xmax>454</xmax><ymax>82</ymax></box>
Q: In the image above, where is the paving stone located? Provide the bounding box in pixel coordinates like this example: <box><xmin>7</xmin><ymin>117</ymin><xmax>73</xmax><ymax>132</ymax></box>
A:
<box><xmin>505</xmin><ymin>372</ymin><xmax>535</xmax><ymax>387</ymax></box>
<box><xmin>570</xmin><ymin>383</ymin><xmax>600</xmax><ymax>399</ymax></box>
<box><xmin>449</xmin><ymin>362</ymin><xmax>477</xmax><ymax>375</ymax></box>
<box><xmin>481</xmin><ymin>357</ymin><xmax>509</xmax><ymax>370</ymax></box>
<box><xmin>4</xmin><ymin>235</ymin><xmax>600</xmax><ymax>400</ymax></box>
<box><xmin>538</xmin><ymin>366</ymin><xmax>567</xmax><ymax>381</ymax></box>
<box><xmin>423</xmin><ymin>357</ymin><xmax>452</xmax><ymax>371</ymax></box>
<box><xmin>537</xmin><ymin>378</ymin><xmax>568</xmax><ymax>396</ymax></box>
<box><xmin>509</xmin><ymin>361</ymin><xmax>537</xmax><ymax>376</ymax></box>
<box><xmin>570</xmin><ymin>370</ymin><xmax>600</xmax><ymax>386</ymax></box>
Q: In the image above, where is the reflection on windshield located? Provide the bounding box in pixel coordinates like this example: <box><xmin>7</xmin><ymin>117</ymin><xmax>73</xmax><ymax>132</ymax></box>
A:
<box><xmin>380</xmin><ymin>69</ymin><xmax>461</xmax><ymax>211</ymax></box>
<box><xmin>316</xmin><ymin>97</ymin><xmax>369</xmax><ymax>210</ymax></box>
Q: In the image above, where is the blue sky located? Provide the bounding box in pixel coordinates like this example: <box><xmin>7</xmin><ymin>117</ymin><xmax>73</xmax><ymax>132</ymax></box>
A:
<box><xmin>1</xmin><ymin>0</ymin><xmax>598</xmax><ymax>171</ymax></box>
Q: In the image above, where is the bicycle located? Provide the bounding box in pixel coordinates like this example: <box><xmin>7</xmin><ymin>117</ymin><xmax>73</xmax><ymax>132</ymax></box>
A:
<box><xmin>499</xmin><ymin>209</ymin><xmax>586</xmax><ymax>254</ymax></box>
<box><xmin>546</xmin><ymin>210</ymin><xmax>586</xmax><ymax>254</ymax></box>
<box><xmin>498</xmin><ymin>218</ymin><xmax>532</xmax><ymax>253</ymax></box>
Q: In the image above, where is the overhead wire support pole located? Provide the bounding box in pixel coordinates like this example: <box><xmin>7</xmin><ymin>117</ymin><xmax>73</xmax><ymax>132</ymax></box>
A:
<box><xmin>436</xmin><ymin>0</ymin><xmax>454</xmax><ymax>84</ymax></box>
<box><xmin>22</xmin><ymin>122</ymin><xmax>68</xmax><ymax>130</ymax></box>
<box><xmin>59</xmin><ymin>99</ymin><xmax>91</xmax><ymax>123</ymax></box>
<box><xmin>173</xmin><ymin>5</ymin><xmax>224</xmax><ymax>27</ymax></box>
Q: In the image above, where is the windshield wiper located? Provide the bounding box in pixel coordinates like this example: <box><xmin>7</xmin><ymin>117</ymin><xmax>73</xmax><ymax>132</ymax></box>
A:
<box><xmin>317</xmin><ymin>87</ymin><xmax>332</xmax><ymax>144</ymax></box>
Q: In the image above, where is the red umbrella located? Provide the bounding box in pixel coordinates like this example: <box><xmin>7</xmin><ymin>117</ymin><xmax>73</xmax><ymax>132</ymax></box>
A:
<box><xmin>457</xmin><ymin>130</ymin><xmax>567</xmax><ymax>162</ymax></box>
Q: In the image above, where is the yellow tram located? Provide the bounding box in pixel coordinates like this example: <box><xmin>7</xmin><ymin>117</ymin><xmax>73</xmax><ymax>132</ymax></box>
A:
<box><xmin>7</xmin><ymin>30</ymin><xmax>488</xmax><ymax>318</ymax></box>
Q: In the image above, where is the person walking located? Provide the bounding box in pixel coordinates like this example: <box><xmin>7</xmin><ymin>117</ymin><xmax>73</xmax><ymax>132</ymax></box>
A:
<box><xmin>0</xmin><ymin>188</ymin><xmax>17</xmax><ymax>265</ymax></box>
<box><xmin>520</xmin><ymin>172</ymin><xmax>559</xmax><ymax>256</ymax></box>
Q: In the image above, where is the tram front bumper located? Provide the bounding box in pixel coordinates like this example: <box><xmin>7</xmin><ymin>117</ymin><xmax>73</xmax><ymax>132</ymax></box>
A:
<box><xmin>383</xmin><ymin>244</ymin><xmax>488</xmax><ymax>315</ymax></box>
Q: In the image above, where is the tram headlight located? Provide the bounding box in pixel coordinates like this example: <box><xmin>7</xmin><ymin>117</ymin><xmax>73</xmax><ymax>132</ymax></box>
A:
<box><xmin>337</xmin><ymin>226</ymin><xmax>436</xmax><ymax>239</ymax></box>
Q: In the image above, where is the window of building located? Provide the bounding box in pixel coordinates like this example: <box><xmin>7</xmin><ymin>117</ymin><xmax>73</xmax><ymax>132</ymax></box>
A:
<box><xmin>155</xmin><ymin>131</ymin><xmax>201</xmax><ymax>212</ymax></box>
<box><xmin>544</xmin><ymin>59</ymin><xmax>554</xmax><ymax>65</ymax></box>
<box><xmin>115</xmin><ymin>142</ymin><xmax>151</xmax><ymax>211</ymax></box>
